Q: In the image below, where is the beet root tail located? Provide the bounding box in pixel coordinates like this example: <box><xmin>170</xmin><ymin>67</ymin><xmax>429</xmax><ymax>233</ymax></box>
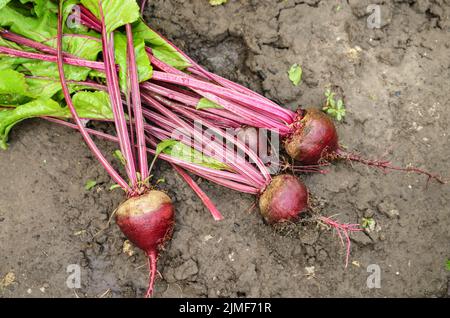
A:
<box><xmin>145</xmin><ymin>251</ymin><xmax>158</xmax><ymax>298</ymax></box>
<box><xmin>319</xmin><ymin>216</ymin><xmax>363</xmax><ymax>268</ymax></box>
<box><xmin>334</xmin><ymin>149</ymin><xmax>446</xmax><ymax>185</ymax></box>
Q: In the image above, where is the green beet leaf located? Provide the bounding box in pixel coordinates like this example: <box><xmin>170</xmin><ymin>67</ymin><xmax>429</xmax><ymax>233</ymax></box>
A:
<box><xmin>196</xmin><ymin>98</ymin><xmax>223</xmax><ymax>110</ymax></box>
<box><xmin>133</xmin><ymin>19</ymin><xmax>191</xmax><ymax>70</ymax></box>
<box><xmin>156</xmin><ymin>139</ymin><xmax>230</xmax><ymax>171</ymax></box>
<box><xmin>0</xmin><ymin>0</ymin><xmax>12</xmax><ymax>10</ymax></box>
<box><xmin>0</xmin><ymin>2</ymin><xmax>57</xmax><ymax>42</ymax></box>
<box><xmin>113</xmin><ymin>32</ymin><xmax>152</xmax><ymax>92</ymax></box>
<box><xmin>0</xmin><ymin>91</ymin><xmax>114</xmax><ymax>149</ymax></box>
<box><xmin>71</xmin><ymin>90</ymin><xmax>114</xmax><ymax>120</ymax></box>
<box><xmin>0</xmin><ymin>69</ymin><xmax>29</xmax><ymax>96</ymax></box>
<box><xmin>80</xmin><ymin>0</ymin><xmax>140</xmax><ymax>33</ymax></box>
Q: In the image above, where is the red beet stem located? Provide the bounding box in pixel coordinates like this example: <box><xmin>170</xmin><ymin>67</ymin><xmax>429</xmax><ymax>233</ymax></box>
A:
<box><xmin>137</xmin><ymin>22</ymin><xmax>296</xmax><ymax>122</ymax></box>
<box><xmin>147</xmin><ymin>93</ymin><xmax>271</xmax><ymax>184</ymax></box>
<box><xmin>79</xmin><ymin>6</ymin><xmax>102</xmax><ymax>32</ymax></box>
<box><xmin>25</xmin><ymin>75</ymin><xmax>107</xmax><ymax>91</ymax></box>
<box><xmin>45</xmin><ymin>119</ymin><xmax>255</xmax><ymax>191</ymax></box>
<box><xmin>126</xmin><ymin>24</ymin><xmax>149</xmax><ymax>181</ymax></box>
<box><xmin>141</xmin><ymin>95</ymin><xmax>268</xmax><ymax>188</ymax></box>
<box><xmin>148</xmin><ymin>56</ymin><xmax>290</xmax><ymax>133</ymax></box>
<box><xmin>0</xmin><ymin>29</ymin><xmax>77</xmax><ymax>59</ymax></box>
<box><xmin>140</xmin><ymin>0</ymin><xmax>148</xmax><ymax>17</ymax></box>
<box><xmin>140</xmin><ymin>82</ymin><xmax>246</xmax><ymax>126</ymax></box>
<box><xmin>55</xmin><ymin>2</ymin><xmax>130</xmax><ymax>192</ymax></box>
<box><xmin>150</xmin><ymin>70</ymin><xmax>293</xmax><ymax>123</ymax></box>
<box><xmin>144</xmin><ymin>129</ymin><xmax>260</xmax><ymax>190</ymax></box>
<box><xmin>171</xmin><ymin>164</ymin><xmax>224</xmax><ymax>221</ymax></box>
<box><xmin>44</xmin><ymin>118</ymin><xmax>235</xmax><ymax>218</ymax></box>
<box><xmin>78</xmin><ymin>7</ymin><xmax>294</xmax><ymax>133</ymax></box>
<box><xmin>98</xmin><ymin>4</ymin><xmax>138</xmax><ymax>188</ymax></box>
<box><xmin>0</xmin><ymin>45</ymin><xmax>105</xmax><ymax>71</ymax></box>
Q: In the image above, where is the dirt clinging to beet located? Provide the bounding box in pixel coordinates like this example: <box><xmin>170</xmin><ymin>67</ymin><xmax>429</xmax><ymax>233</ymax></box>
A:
<box><xmin>284</xmin><ymin>109</ymin><xmax>339</xmax><ymax>165</ymax></box>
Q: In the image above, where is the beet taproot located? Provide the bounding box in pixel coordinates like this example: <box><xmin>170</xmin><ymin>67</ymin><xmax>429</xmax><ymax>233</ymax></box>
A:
<box><xmin>116</xmin><ymin>190</ymin><xmax>175</xmax><ymax>297</ymax></box>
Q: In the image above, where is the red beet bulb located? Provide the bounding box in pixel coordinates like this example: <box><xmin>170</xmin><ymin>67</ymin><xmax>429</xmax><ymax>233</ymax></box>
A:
<box><xmin>285</xmin><ymin>108</ymin><xmax>445</xmax><ymax>183</ymax></box>
<box><xmin>116</xmin><ymin>191</ymin><xmax>175</xmax><ymax>298</ymax></box>
<box><xmin>285</xmin><ymin>109</ymin><xmax>339</xmax><ymax>165</ymax></box>
<box><xmin>259</xmin><ymin>174</ymin><xmax>309</xmax><ymax>224</ymax></box>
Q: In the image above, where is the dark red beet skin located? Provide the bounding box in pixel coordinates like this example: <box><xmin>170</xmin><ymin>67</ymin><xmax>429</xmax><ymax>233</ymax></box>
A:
<box><xmin>259</xmin><ymin>174</ymin><xmax>309</xmax><ymax>224</ymax></box>
<box><xmin>116</xmin><ymin>191</ymin><xmax>174</xmax><ymax>253</ymax></box>
<box><xmin>285</xmin><ymin>108</ymin><xmax>339</xmax><ymax>165</ymax></box>
<box><xmin>115</xmin><ymin>190</ymin><xmax>175</xmax><ymax>297</ymax></box>
<box><xmin>283</xmin><ymin>108</ymin><xmax>445</xmax><ymax>184</ymax></box>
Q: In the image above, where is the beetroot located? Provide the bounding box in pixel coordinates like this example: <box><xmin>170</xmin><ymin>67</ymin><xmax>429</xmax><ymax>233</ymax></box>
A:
<box><xmin>284</xmin><ymin>108</ymin><xmax>445</xmax><ymax>183</ymax></box>
<box><xmin>116</xmin><ymin>191</ymin><xmax>175</xmax><ymax>298</ymax></box>
<box><xmin>259</xmin><ymin>174</ymin><xmax>309</xmax><ymax>224</ymax></box>
<box><xmin>285</xmin><ymin>109</ymin><xmax>338</xmax><ymax>165</ymax></box>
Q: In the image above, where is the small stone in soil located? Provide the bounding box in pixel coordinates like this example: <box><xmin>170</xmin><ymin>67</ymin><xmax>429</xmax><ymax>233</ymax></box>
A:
<box><xmin>174</xmin><ymin>259</ymin><xmax>199</xmax><ymax>281</ymax></box>
<box><xmin>351</xmin><ymin>231</ymin><xmax>374</xmax><ymax>246</ymax></box>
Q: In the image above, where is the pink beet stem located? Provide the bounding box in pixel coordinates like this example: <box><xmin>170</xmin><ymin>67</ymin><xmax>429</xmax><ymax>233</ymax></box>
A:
<box><xmin>126</xmin><ymin>24</ymin><xmax>149</xmax><ymax>181</ymax></box>
<box><xmin>45</xmin><ymin>117</ymin><xmax>230</xmax><ymax>218</ymax></box>
<box><xmin>171</xmin><ymin>103</ymin><xmax>242</xmax><ymax>128</ymax></box>
<box><xmin>140</xmin><ymin>0</ymin><xmax>148</xmax><ymax>16</ymax></box>
<box><xmin>149</xmin><ymin>78</ymin><xmax>202</xmax><ymax>99</ymax></box>
<box><xmin>0</xmin><ymin>45</ymin><xmax>105</xmax><ymax>71</ymax></box>
<box><xmin>43</xmin><ymin>33</ymin><xmax>102</xmax><ymax>44</ymax></box>
<box><xmin>55</xmin><ymin>2</ymin><xmax>130</xmax><ymax>192</ymax></box>
<box><xmin>185</xmin><ymin>168</ymin><xmax>260</xmax><ymax>194</ymax></box>
<box><xmin>139</xmin><ymin>23</ymin><xmax>296</xmax><ymax>122</ymax></box>
<box><xmin>99</xmin><ymin>3</ymin><xmax>137</xmax><ymax>188</ymax></box>
<box><xmin>141</xmin><ymin>96</ymin><xmax>267</xmax><ymax>188</ymax></box>
<box><xmin>79</xmin><ymin>6</ymin><xmax>102</xmax><ymax>32</ymax></box>
<box><xmin>145</xmin><ymin>131</ymin><xmax>257</xmax><ymax>187</ymax></box>
<box><xmin>151</xmin><ymin>70</ymin><xmax>292</xmax><ymax>124</ymax></box>
<box><xmin>144</xmin><ymin>110</ymin><xmax>262</xmax><ymax>188</ymax></box>
<box><xmin>149</xmin><ymin>57</ymin><xmax>291</xmax><ymax>133</ymax></box>
<box><xmin>171</xmin><ymin>164</ymin><xmax>224</xmax><ymax>221</ymax></box>
<box><xmin>149</xmin><ymin>93</ymin><xmax>272</xmax><ymax>184</ymax></box>
<box><xmin>0</xmin><ymin>29</ymin><xmax>78</xmax><ymax>59</ymax></box>
<box><xmin>140</xmin><ymin>82</ymin><xmax>253</xmax><ymax>126</ymax></box>
<box><xmin>77</xmin><ymin>5</ymin><xmax>295</xmax><ymax>128</ymax></box>
<box><xmin>25</xmin><ymin>75</ymin><xmax>107</xmax><ymax>91</ymax></box>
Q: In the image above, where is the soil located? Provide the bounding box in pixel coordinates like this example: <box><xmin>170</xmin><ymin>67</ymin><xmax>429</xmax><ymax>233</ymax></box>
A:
<box><xmin>1</xmin><ymin>0</ymin><xmax>449</xmax><ymax>298</ymax></box>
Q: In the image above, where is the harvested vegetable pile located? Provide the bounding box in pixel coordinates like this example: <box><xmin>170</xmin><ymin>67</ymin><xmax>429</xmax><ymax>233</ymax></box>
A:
<box><xmin>0</xmin><ymin>0</ymin><xmax>447</xmax><ymax>297</ymax></box>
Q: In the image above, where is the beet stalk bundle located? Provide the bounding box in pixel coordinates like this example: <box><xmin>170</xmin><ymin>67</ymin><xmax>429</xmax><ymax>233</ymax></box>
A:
<box><xmin>77</xmin><ymin>7</ymin><xmax>446</xmax><ymax>184</ymax></box>
<box><xmin>49</xmin><ymin>87</ymin><xmax>363</xmax><ymax>268</ymax></box>
<box><xmin>0</xmin><ymin>0</ymin><xmax>364</xmax><ymax>272</ymax></box>
<box><xmin>47</xmin><ymin>0</ymin><xmax>183</xmax><ymax>298</ymax></box>
<box><xmin>2</xmin><ymin>2</ymin><xmax>442</xmax><ymax>183</ymax></box>
<box><xmin>0</xmin><ymin>0</ymin><xmax>385</xmax><ymax>293</ymax></box>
